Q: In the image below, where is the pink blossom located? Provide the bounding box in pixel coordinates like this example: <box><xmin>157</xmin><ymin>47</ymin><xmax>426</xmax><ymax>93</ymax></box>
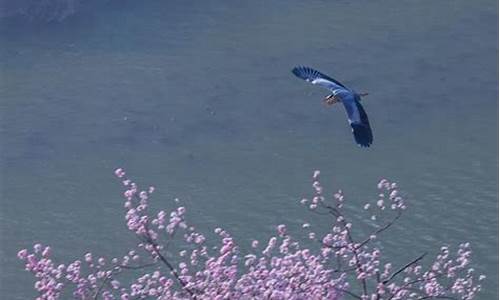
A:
<box><xmin>33</xmin><ymin>243</ymin><xmax>42</xmax><ymax>253</ymax></box>
<box><xmin>41</xmin><ymin>246</ymin><xmax>51</xmax><ymax>257</ymax></box>
<box><xmin>114</xmin><ymin>168</ymin><xmax>126</xmax><ymax>178</ymax></box>
<box><xmin>276</xmin><ymin>224</ymin><xmax>286</xmax><ymax>236</ymax></box>
<box><xmin>17</xmin><ymin>249</ymin><xmax>28</xmax><ymax>259</ymax></box>
<box><xmin>15</xmin><ymin>169</ymin><xmax>484</xmax><ymax>300</ymax></box>
<box><xmin>84</xmin><ymin>253</ymin><xmax>92</xmax><ymax>263</ymax></box>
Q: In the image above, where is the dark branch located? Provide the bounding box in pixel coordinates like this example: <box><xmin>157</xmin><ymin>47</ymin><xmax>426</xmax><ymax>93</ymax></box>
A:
<box><xmin>383</xmin><ymin>252</ymin><xmax>427</xmax><ymax>284</ymax></box>
<box><xmin>356</xmin><ymin>210</ymin><xmax>402</xmax><ymax>250</ymax></box>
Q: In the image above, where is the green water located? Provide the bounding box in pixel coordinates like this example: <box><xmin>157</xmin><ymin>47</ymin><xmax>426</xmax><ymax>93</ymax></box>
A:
<box><xmin>1</xmin><ymin>1</ymin><xmax>497</xmax><ymax>299</ymax></box>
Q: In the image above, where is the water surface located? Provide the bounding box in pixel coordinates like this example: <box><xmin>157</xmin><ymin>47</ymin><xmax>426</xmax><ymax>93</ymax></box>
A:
<box><xmin>0</xmin><ymin>1</ymin><xmax>498</xmax><ymax>299</ymax></box>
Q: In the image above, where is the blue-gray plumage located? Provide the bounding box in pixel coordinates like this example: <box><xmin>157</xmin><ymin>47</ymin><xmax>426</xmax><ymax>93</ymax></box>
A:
<box><xmin>292</xmin><ymin>66</ymin><xmax>373</xmax><ymax>147</ymax></box>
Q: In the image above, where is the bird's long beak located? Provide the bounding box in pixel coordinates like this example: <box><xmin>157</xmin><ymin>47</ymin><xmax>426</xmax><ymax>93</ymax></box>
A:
<box><xmin>359</xmin><ymin>92</ymin><xmax>369</xmax><ymax>97</ymax></box>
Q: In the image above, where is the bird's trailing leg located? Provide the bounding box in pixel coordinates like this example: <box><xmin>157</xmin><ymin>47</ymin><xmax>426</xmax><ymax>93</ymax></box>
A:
<box><xmin>323</xmin><ymin>94</ymin><xmax>340</xmax><ymax>106</ymax></box>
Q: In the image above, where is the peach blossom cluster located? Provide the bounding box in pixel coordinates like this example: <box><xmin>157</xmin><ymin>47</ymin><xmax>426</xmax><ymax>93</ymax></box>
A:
<box><xmin>17</xmin><ymin>169</ymin><xmax>484</xmax><ymax>299</ymax></box>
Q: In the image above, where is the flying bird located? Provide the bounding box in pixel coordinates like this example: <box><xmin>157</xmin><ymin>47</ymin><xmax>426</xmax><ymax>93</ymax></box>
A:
<box><xmin>292</xmin><ymin>66</ymin><xmax>373</xmax><ymax>147</ymax></box>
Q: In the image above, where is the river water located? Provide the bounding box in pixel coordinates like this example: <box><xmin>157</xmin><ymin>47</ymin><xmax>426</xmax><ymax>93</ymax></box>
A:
<box><xmin>0</xmin><ymin>0</ymin><xmax>497</xmax><ymax>299</ymax></box>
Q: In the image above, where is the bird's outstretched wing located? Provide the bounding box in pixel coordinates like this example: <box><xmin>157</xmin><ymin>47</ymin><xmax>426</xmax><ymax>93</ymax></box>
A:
<box><xmin>342</xmin><ymin>97</ymin><xmax>373</xmax><ymax>147</ymax></box>
<box><xmin>292</xmin><ymin>66</ymin><xmax>348</xmax><ymax>92</ymax></box>
<box><xmin>292</xmin><ymin>65</ymin><xmax>373</xmax><ymax>147</ymax></box>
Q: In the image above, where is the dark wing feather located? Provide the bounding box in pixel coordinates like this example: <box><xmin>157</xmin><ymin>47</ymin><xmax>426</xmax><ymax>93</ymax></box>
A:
<box><xmin>292</xmin><ymin>66</ymin><xmax>347</xmax><ymax>89</ymax></box>
<box><xmin>350</xmin><ymin>100</ymin><xmax>373</xmax><ymax>147</ymax></box>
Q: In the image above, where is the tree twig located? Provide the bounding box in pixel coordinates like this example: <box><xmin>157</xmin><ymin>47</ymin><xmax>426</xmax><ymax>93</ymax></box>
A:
<box><xmin>383</xmin><ymin>252</ymin><xmax>427</xmax><ymax>284</ymax></box>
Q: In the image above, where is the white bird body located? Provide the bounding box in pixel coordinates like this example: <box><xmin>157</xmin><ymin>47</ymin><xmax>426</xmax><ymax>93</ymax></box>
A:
<box><xmin>292</xmin><ymin>66</ymin><xmax>373</xmax><ymax>147</ymax></box>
